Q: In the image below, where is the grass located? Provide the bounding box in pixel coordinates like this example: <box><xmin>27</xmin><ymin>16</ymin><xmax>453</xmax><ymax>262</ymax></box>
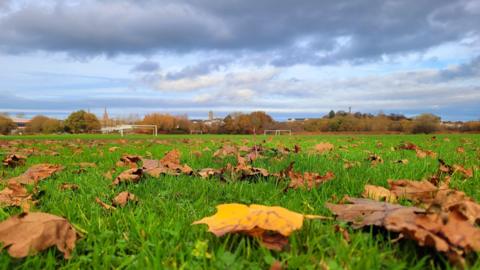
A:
<box><xmin>0</xmin><ymin>133</ymin><xmax>479</xmax><ymax>269</ymax></box>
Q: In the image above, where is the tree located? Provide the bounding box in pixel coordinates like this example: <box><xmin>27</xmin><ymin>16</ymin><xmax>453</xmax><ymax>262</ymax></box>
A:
<box><xmin>141</xmin><ymin>113</ymin><xmax>191</xmax><ymax>133</ymax></box>
<box><xmin>26</xmin><ymin>115</ymin><xmax>50</xmax><ymax>133</ymax></box>
<box><xmin>328</xmin><ymin>110</ymin><xmax>336</xmax><ymax>119</ymax></box>
<box><xmin>412</xmin><ymin>113</ymin><xmax>441</xmax><ymax>134</ymax></box>
<box><xmin>42</xmin><ymin>118</ymin><xmax>64</xmax><ymax>133</ymax></box>
<box><xmin>64</xmin><ymin>110</ymin><xmax>101</xmax><ymax>133</ymax></box>
<box><xmin>0</xmin><ymin>115</ymin><xmax>16</xmax><ymax>135</ymax></box>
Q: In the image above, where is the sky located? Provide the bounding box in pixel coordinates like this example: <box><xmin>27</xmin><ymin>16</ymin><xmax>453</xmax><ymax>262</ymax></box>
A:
<box><xmin>0</xmin><ymin>0</ymin><xmax>479</xmax><ymax>121</ymax></box>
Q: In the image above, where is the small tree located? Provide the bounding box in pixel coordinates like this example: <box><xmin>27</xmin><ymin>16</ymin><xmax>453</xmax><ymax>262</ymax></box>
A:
<box><xmin>26</xmin><ymin>115</ymin><xmax>50</xmax><ymax>133</ymax></box>
<box><xmin>412</xmin><ymin>113</ymin><xmax>441</xmax><ymax>134</ymax></box>
<box><xmin>65</xmin><ymin>110</ymin><xmax>101</xmax><ymax>133</ymax></box>
<box><xmin>0</xmin><ymin>115</ymin><xmax>16</xmax><ymax>135</ymax></box>
<box><xmin>42</xmin><ymin>118</ymin><xmax>64</xmax><ymax>133</ymax></box>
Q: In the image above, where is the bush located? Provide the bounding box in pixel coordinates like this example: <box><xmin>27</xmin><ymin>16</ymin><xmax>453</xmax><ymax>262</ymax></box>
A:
<box><xmin>142</xmin><ymin>113</ymin><xmax>191</xmax><ymax>133</ymax></box>
<box><xmin>42</xmin><ymin>118</ymin><xmax>64</xmax><ymax>133</ymax></box>
<box><xmin>0</xmin><ymin>115</ymin><xmax>16</xmax><ymax>135</ymax></box>
<box><xmin>412</xmin><ymin>113</ymin><xmax>441</xmax><ymax>134</ymax></box>
<box><xmin>65</xmin><ymin>110</ymin><xmax>101</xmax><ymax>133</ymax></box>
<box><xmin>26</xmin><ymin>115</ymin><xmax>50</xmax><ymax>133</ymax></box>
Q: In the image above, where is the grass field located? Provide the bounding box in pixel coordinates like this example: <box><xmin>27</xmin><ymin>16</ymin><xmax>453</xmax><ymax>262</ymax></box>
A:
<box><xmin>0</xmin><ymin>134</ymin><xmax>479</xmax><ymax>269</ymax></box>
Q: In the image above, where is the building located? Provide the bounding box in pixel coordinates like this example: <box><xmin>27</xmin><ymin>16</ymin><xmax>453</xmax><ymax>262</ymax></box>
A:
<box><xmin>10</xmin><ymin>117</ymin><xmax>30</xmax><ymax>129</ymax></box>
<box><xmin>208</xmin><ymin>111</ymin><xmax>214</xmax><ymax>120</ymax></box>
<box><xmin>286</xmin><ymin>118</ymin><xmax>309</xmax><ymax>122</ymax></box>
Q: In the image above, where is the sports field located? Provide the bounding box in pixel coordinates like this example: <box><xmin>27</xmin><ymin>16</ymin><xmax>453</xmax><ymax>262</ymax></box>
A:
<box><xmin>0</xmin><ymin>134</ymin><xmax>479</xmax><ymax>269</ymax></box>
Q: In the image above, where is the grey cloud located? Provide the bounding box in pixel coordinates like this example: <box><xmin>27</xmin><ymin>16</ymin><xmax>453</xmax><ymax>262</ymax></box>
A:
<box><xmin>131</xmin><ymin>60</ymin><xmax>160</xmax><ymax>73</ymax></box>
<box><xmin>0</xmin><ymin>0</ymin><xmax>478</xmax><ymax>65</ymax></box>
<box><xmin>438</xmin><ymin>56</ymin><xmax>480</xmax><ymax>80</ymax></box>
<box><xmin>165</xmin><ymin>57</ymin><xmax>231</xmax><ymax>80</ymax></box>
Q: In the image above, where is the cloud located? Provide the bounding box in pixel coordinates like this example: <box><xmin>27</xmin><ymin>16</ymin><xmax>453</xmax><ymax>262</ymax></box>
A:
<box><xmin>130</xmin><ymin>60</ymin><xmax>160</xmax><ymax>73</ymax></box>
<box><xmin>0</xmin><ymin>0</ymin><xmax>478</xmax><ymax>66</ymax></box>
<box><xmin>438</xmin><ymin>55</ymin><xmax>480</xmax><ymax>80</ymax></box>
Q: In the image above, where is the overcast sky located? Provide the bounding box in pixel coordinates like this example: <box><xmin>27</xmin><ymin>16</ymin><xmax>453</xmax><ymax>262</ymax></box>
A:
<box><xmin>0</xmin><ymin>0</ymin><xmax>479</xmax><ymax>120</ymax></box>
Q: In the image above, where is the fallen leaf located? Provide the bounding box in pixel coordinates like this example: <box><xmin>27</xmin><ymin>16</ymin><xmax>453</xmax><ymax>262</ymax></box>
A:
<box><xmin>0</xmin><ymin>212</ymin><xmax>77</xmax><ymax>258</ymax></box>
<box><xmin>270</xmin><ymin>260</ymin><xmax>283</xmax><ymax>270</ymax></box>
<box><xmin>0</xmin><ymin>180</ymin><xmax>32</xmax><ymax>207</ymax></box>
<box><xmin>116</xmin><ymin>155</ymin><xmax>142</xmax><ymax>168</ymax></box>
<box><xmin>7</xmin><ymin>164</ymin><xmax>62</xmax><ymax>185</ymax></box>
<box><xmin>362</xmin><ymin>185</ymin><xmax>397</xmax><ymax>203</ymax></box>
<box><xmin>193</xmin><ymin>203</ymin><xmax>325</xmax><ymax>250</ymax></box>
<box><xmin>367</xmin><ymin>154</ymin><xmax>383</xmax><ymax>166</ymax></box>
<box><xmin>334</xmin><ymin>224</ymin><xmax>350</xmax><ymax>243</ymax></box>
<box><xmin>453</xmin><ymin>164</ymin><xmax>473</xmax><ymax>178</ymax></box>
<box><xmin>2</xmin><ymin>154</ymin><xmax>26</xmax><ymax>168</ymax></box>
<box><xmin>95</xmin><ymin>197</ymin><xmax>115</xmax><ymax>210</ymax></box>
<box><xmin>388</xmin><ymin>179</ymin><xmax>439</xmax><ymax>203</ymax></box>
<box><xmin>112</xmin><ymin>192</ymin><xmax>137</xmax><ymax>207</ymax></box>
<box><xmin>314</xmin><ymin>143</ymin><xmax>334</xmax><ymax>154</ymax></box>
<box><xmin>59</xmin><ymin>183</ymin><xmax>79</xmax><ymax>191</ymax></box>
<box><xmin>287</xmin><ymin>170</ymin><xmax>335</xmax><ymax>190</ymax></box>
<box><xmin>112</xmin><ymin>168</ymin><xmax>143</xmax><ymax>185</ymax></box>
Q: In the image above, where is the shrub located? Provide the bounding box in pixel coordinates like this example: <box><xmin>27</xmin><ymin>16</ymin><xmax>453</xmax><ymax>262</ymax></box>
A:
<box><xmin>412</xmin><ymin>113</ymin><xmax>441</xmax><ymax>134</ymax></box>
<box><xmin>26</xmin><ymin>115</ymin><xmax>50</xmax><ymax>133</ymax></box>
<box><xmin>0</xmin><ymin>115</ymin><xmax>16</xmax><ymax>135</ymax></box>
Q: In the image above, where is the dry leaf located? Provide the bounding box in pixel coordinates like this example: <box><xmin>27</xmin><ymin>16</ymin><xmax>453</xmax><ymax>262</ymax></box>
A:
<box><xmin>8</xmin><ymin>164</ymin><xmax>62</xmax><ymax>185</ymax></box>
<box><xmin>287</xmin><ymin>170</ymin><xmax>335</xmax><ymax>190</ymax></box>
<box><xmin>0</xmin><ymin>212</ymin><xmax>77</xmax><ymax>258</ymax></box>
<box><xmin>143</xmin><ymin>150</ymin><xmax>193</xmax><ymax>177</ymax></box>
<box><xmin>112</xmin><ymin>168</ymin><xmax>143</xmax><ymax>185</ymax></box>
<box><xmin>59</xmin><ymin>183</ymin><xmax>79</xmax><ymax>191</ymax></box>
<box><xmin>95</xmin><ymin>197</ymin><xmax>115</xmax><ymax>210</ymax></box>
<box><xmin>362</xmin><ymin>185</ymin><xmax>397</xmax><ymax>203</ymax></box>
<box><xmin>112</xmin><ymin>192</ymin><xmax>136</xmax><ymax>207</ymax></box>
<box><xmin>2</xmin><ymin>154</ymin><xmax>26</xmax><ymax>168</ymax></box>
<box><xmin>116</xmin><ymin>155</ymin><xmax>142</xmax><ymax>168</ymax></box>
<box><xmin>0</xmin><ymin>180</ymin><xmax>32</xmax><ymax>207</ymax></box>
<box><xmin>388</xmin><ymin>179</ymin><xmax>438</xmax><ymax>203</ymax></box>
<box><xmin>314</xmin><ymin>143</ymin><xmax>334</xmax><ymax>154</ymax></box>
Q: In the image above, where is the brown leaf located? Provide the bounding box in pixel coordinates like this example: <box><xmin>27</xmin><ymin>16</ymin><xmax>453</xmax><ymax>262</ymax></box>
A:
<box><xmin>287</xmin><ymin>171</ymin><xmax>335</xmax><ymax>190</ymax></box>
<box><xmin>326</xmin><ymin>197</ymin><xmax>423</xmax><ymax>228</ymax></box>
<box><xmin>453</xmin><ymin>164</ymin><xmax>473</xmax><ymax>178</ymax></box>
<box><xmin>197</xmin><ymin>168</ymin><xmax>223</xmax><ymax>179</ymax></box>
<box><xmin>95</xmin><ymin>197</ymin><xmax>115</xmax><ymax>210</ymax></box>
<box><xmin>116</xmin><ymin>155</ymin><xmax>142</xmax><ymax>168</ymax></box>
<box><xmin>0</xmin><ymin>180</ymin><xmax>32</xmax><ymax>207</ymax></box>
<box><xmin>334</xmin><ymin>224</ymin><xmax>351</xmax><ymax>243</ymax></box>
<box><xmin>367</xmin><ymin>154</ymin><xmax>383</xmax><ymax>166</ymax></box>
<box><xmin>388</xmin><ymin>179</ymin><xmax>438</xmax><ymax>203</ymax></box>
<box><xmin>2</xmin><ymin>154</ymin><xmax>26</xmax><ymax>168</ymax></box>
<box><xmin>213</xmin><ymin>145</ymin><xmax>238</xmax><ymax>158</ymax></box>
<box><xmin>143</xmin><ymin>150</ymin><xmax>193</xmax><ymax>177</ymax></box>
<box><xmin>112</xmin><ymin>168</ymin><xmax>143</xmax><ymax>185</ymax></box>
<box><xmin>270</xmin><ymin>260</ymin><xmax>283</xmax><ymax>270</ymax></box>
<box><xmin>0</xmin><ymin>212</ymin><xmax>77</xmax><ymax>258</ymax></box>
<box><xmin>314</xmin><ymin>142</ymin><xmax>334</xmax><ymax>154</ymax></box>
<box><xmin>59</xmin><ymin>183</ymin><xmax>79</xmax><ymax>191</ymax></box>
<box><xmin>415</xmin><ymin>149</ymin><xmax>437</xmax><ymax>159</ymax></box>
<box><xmin>112</xmin><ymin>192</ymin><xmax>137</xmax><ymax>207</ymax></box>
<box><xmin>7</xmin><ymin>164</ymin><xmax>62</xmax><ymax>185</ymax></box>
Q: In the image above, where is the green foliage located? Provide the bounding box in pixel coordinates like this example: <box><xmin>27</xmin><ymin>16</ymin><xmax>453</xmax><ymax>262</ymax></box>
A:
<box><xmin>0</xmin><ymin>115</ymin><xmax>16</xmax><ymax>135</ymax></box>
<box><xmin>64</xmin><ymin>110</ymin><xmax>101</xmax><ymax>133</ymax></box>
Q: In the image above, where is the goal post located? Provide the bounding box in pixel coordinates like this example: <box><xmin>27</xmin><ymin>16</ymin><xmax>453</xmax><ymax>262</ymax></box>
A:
<box><xmin>263</xmin><ymin>129</ymin><xmax>292</xmax><ymax>135</ymax></box>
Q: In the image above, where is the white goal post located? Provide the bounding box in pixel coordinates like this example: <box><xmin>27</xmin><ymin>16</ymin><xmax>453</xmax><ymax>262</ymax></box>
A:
<box><xmin>263</xmin><ymin>129</ymin><xmax>292</xmax><ymax>135</ymax></box>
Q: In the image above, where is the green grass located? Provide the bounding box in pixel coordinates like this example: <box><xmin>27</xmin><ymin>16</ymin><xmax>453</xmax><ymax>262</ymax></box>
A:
<box><xmin>0</xmin><ymin>134</ymin><xmax>479</xmax><ymax>269</ymax></box>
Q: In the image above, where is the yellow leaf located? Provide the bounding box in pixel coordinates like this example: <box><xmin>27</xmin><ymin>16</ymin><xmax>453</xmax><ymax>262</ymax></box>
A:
<box><xmin>362</xmin><ymin>185</ymin><xmax>397</xmax><ymax>203</ymax></box>
<box><xmin>193</xmin><ymin>203</ymin><xmax>323</xmax><ymax>237</ymax></box>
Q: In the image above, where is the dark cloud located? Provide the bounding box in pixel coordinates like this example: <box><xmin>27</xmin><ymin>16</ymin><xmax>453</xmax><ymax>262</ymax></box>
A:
<box><xmin>0</xmin><ymin>0</ymin><xmax>478</xmax><ymax>65</ymax></box>
<box><xmin>131</xmin><ymin>60</ymin><xmax>160</xmax><ymax>73</ymax></box>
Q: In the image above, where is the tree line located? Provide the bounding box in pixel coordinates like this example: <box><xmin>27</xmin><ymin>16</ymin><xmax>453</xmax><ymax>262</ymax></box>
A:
<box><xmin>0</xmin><ymin>110</ymin><xmax>479</xmax><ymax>135</ymax></box>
